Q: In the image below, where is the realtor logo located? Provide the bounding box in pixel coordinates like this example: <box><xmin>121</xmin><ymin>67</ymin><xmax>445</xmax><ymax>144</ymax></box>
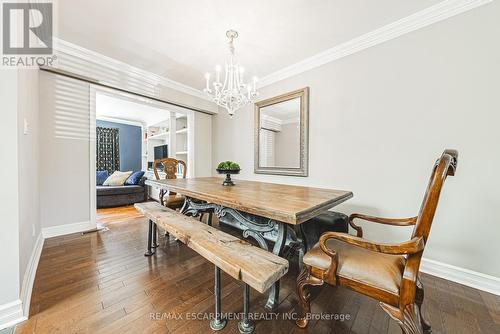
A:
<box><xmin>3</xmin><ymin>2</ymin><xmax>53</xmax><ymax>54</ymax></box>
<box><xmin>1</xmin><ymin>2</ymin><xmax>55</xmax><ymax>67</ymax></box>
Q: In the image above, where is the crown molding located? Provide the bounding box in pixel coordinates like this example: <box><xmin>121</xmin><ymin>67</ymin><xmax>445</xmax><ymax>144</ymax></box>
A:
<box><xmin>53</xmin><ymin>38</ymin><xmax>210</xmax><ymax>101</ymax></box>
<box><xmin>258</xmin><ymin>0</ymin><xmax>493</xmax><ymax>88</ymax></box>
<box><xmin>52</xmin><ymin>0</ymin><xmax>492</xmax><ymax>95</ymax></box>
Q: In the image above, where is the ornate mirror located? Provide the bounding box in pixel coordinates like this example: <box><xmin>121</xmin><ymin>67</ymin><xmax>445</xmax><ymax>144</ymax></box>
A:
<box><xmin>254</xmin><ymin>87</ymin><xmax>309</xmax><ymax>176</ymax></box>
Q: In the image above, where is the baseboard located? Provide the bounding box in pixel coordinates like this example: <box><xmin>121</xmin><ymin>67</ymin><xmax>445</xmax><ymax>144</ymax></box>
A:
<box><xmin>20</xmin><ymin>233</ymin><xmax>44</xmax><ymax>317</ymax></box>
<box><xmin>0</xmin><ymin>300</ymin><xmax>27</xmax><ymax>330</ymax></box>
<box><xmin>42</xmin><ymin>220</ymin><xmax>94</xmax><ymax>239</ymax></box>
<box><xmin>421</xmin><ymin>258</ymin><xmax>500</xmax><ymax>296</ymax></box>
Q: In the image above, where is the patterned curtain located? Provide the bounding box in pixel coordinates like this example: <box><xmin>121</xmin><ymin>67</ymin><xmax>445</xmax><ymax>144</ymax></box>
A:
<box><xmin>96</xmin><ymin>127</ymin><xmax>120</xmax><ymax>173</ymax></box>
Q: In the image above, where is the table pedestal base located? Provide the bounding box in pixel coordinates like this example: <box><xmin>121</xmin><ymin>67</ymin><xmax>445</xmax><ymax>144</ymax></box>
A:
<box><xmin>180</xmin><ymin>197</ymin><xmax>305</xmax><ymax>311</ymax></box>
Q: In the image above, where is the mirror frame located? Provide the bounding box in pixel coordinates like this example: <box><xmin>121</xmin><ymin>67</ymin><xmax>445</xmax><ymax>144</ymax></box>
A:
<box><xmin>254</xmin><ymin>87</ymin><xmax>309</xmax><ymax>177</ymax></box>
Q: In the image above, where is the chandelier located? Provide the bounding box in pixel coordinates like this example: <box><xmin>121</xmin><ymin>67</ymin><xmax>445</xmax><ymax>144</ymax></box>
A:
<box><xmin>204</xmin><ymin>30</ymin><xmax>258</xmax><ymax>116</ymax></box>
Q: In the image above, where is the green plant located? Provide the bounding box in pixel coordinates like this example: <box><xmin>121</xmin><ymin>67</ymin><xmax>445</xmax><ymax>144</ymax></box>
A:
<box><xmin>217</xmin><ymin>161</ymin><xmax>240</xmax><ymax>170</ymax></box>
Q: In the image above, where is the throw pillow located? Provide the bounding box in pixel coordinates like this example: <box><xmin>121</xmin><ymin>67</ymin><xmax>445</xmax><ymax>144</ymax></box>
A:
<box><xmin>96</xmin><ymin>170</ymin><xmax>108</xmax><ymax>186</ymax></box>
<box><xmin>125</xmin><ymin>171</ymin><xmax>145</xmax><ymax>185</ymax></box>
<box><xmin>103</xmin><ymin>171</ymin><xmax>133</xmax><ymax>186</ymax></box>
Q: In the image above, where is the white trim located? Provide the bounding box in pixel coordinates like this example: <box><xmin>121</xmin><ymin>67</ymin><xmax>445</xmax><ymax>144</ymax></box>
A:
<box><xmin>51</xmin><ymin>1</ymin><xmax>493</xmax><ymax>97</ymax></box>
<box><xmin>421</xmin><ymin>258</ymin><xmax>500</xmax><ymax>296</ymax></box>
<box><xmin>53</xmin><ymin>38</ymin><xmax>211</xmax><ymax>102</ymax></box>
<box><xmin>0</xmin><ymin>300</ymin><xmax>26</xmax><ymax>330</ymax></box>
<box><xmin>90</xmin><ymin>87</ymin><xmax>97</xmax><ymax>233</ymax></box>
<box><xmin>95</xmin><ymin>87</ymin><xmax>194</xmax><ymax>118</ymax></box>
<box><xmin>20</xmin><ymin>233</ymin><xmax>44</xmax><ymax>317</ymax></box>
<box><xmin>96</xmin><ymin>116</ymin><xmax>145</xmax><ymax>128</ymax></box>
<box><xmin>258</xmin><ymin>0</ymin><xmax>493</xmax><ymax>87</ymax></box>
<box><xmin>42</xmin><ymin>221</ymin><xmax>93</xmax><ymax>239</ymax></box>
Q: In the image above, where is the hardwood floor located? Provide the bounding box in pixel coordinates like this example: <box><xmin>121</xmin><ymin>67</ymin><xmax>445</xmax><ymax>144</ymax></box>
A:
<box><xmin>15</xmin><ymin>205</ymin><xmax>500</xmax><ymax>334</ymax></box>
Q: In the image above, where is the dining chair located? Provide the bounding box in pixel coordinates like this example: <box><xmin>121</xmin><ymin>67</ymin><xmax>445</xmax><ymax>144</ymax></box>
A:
<box><xmin>296</xmin><ymin>149</ymin><xmax>458</xmax><ymax>334</ymax></box>
<box><xmin>153</xmin><ymin>157</ymin><xmax>186</xmax><ymax>210</ymax></box>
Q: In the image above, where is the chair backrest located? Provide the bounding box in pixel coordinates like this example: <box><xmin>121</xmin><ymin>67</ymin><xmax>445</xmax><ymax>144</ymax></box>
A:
<box><xmin>153</xmin><ymin>158</ymin><xmax>187</xmax><ymax>180</ymax></box>
<box><xmin>400</xmin><ymin>149</ymin><xmax>458</xmax><ymax>305</ymax></box>
<box><xmin>412</xmin><ymin>149</ymin><xmax>458</xmax><ymax>242</ymax></box>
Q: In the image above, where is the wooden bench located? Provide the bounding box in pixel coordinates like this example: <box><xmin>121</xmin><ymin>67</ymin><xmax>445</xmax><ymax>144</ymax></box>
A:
<box><xmin>135</xmin><ymin>202</ymin><xmax>289</xmax><ymax>333</ymax></box>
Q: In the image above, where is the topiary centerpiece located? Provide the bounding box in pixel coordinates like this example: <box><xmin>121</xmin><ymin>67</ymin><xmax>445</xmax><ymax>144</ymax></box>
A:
<box><xmin>216</xmin><ymin>161</ymin><xmax>241</xmax><ymax>186</ymax></box>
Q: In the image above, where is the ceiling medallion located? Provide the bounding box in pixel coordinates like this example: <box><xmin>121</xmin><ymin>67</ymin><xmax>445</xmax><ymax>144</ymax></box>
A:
<box><xmin>204</xmin><ymin>30</ymin><xmax>258</xmax><ymax>116</ymax></box>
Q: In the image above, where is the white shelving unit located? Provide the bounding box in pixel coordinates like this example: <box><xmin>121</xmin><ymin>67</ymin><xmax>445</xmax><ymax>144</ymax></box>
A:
<box><xmin>141</xmin><ymin>111</ymin><xmax>193</xmax><ymax>179</ymax></box>
<box><xmin>175</xmin><ymin>115</ymin><xmax>189</xmax><ymax>168</ymax></box>
<box><xmin>142</xmin><ymin>118</ymin><xmax>170</xmax><ymax>171</ymax></box>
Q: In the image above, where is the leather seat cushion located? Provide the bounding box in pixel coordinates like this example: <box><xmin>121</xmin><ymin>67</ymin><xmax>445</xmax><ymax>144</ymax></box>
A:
<box><xmin>303</xmin><ymin>238</ymin><xmax>405</xmax><ymax>295</ymax></box>
<box><xmin>163</xmin><ymin>194</ymin><xmax>185</xmax><ymax>208</ymax></box>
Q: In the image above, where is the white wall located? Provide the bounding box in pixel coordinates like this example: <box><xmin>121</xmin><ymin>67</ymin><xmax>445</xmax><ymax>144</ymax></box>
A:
<box><xmin>0</xmin><ymin>70</ymin><xmax>21</xmax><ymax>306</ymax></box>
<box><xmin>17</xmin><ymin>69</ymin><xmax>41</xmax><ymax>294</ymax></box>
<box><xmin>194</xmin><ymin>112</ymin><xmax>213</xmax><ymax>177</ymax></box>
<box><xmin>0</xmin><ymin>67</ymin><xmax>43</xmax><ymax>327</ymax></box>
<box><xmin>213</xmin><ymin>3</ymin><xmax>500</xmax><ymax>278</ymax></box>
<box><xmin>159</xmin><ymin>85</ymin><xmax>217</xmax><ymax>114</ymax></box>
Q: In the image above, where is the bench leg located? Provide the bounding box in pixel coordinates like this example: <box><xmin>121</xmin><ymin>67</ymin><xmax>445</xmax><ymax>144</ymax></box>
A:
<box><xmin>210</xmin><ymin>266</ymin><xmax>227</xmax><ymax>331</ymax></box>
<box><xmin>152</xmin><ymin>223</ymin><xmax>159</xmax><ymax>248</ymax></box>
<box><xmin>238</xmin><ymin>284</ymin><xmax>255</xmax><ymax>334</ymax></box>
<box><xmin>144</xmin><ymin>219</ymin><xmax>155</xmax><ymax>257</ymax></box>
<box><xmin>265</xmin><ymin>222</ymin><xmax>287</xmax><ymax>311</ymax></box>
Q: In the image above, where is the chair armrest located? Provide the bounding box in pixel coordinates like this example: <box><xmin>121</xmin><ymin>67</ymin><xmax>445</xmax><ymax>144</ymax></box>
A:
<box><xmin>319</xmin><ymin>232</ymin><xmax>424</xmax><ymax>256</ymax></box>
<box><xmin>348</xmin><ymin>214</ymin><xmax>417</xmax><ymax>238</ymax></box>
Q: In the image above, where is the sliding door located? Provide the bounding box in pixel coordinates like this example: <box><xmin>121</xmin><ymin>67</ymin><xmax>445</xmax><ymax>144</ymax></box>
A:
<box><xmin>39</xmin><ymin>71</ymin><xmax>95</xmax><ymax>233</ymax></box>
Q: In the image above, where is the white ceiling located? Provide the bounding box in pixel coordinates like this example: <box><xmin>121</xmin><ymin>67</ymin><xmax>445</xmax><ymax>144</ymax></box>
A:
<box><xmin>56</xmin><ymin>0</ymin><xmax>441</xmax><ymax>90</ymax></box>
<box><xmin>96</xmin><ymin>93</ymin><xmax>171</xmax><ymax>126</ymax></box>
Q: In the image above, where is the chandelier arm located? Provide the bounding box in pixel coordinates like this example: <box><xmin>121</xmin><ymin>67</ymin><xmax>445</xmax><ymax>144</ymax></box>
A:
<box><xmin>205</xmin><ymin>29</ymin><xmax>258</xmax><ymax>115</ymax></box>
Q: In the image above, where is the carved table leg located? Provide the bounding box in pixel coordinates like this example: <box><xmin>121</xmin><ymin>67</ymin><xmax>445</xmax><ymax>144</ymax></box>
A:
<box><xmin>416</xmin><ymin>277</ymin><xmax>431</xmax><ymax>332</ymax></box>
<box><xmin>261</xmin><ymin>223</ymin><xmax>286</xmax><ymax>310</ymax></box>
<box><xmin>179</xmin><ymin>200</ymin><xmax>300</xmax><ymax>312</ymax></box>
<box><xmin>295</xmin><ymin>265</ymin><xmax>324</xmax><ymax>328</ymax></box>
<box><xmin>380</xmin><ymin>303</ymin><xmax>424</xmax><ymax>334</ymax></box>
<box><xmin>293</xmin><ymin>225</ymin><xmax>307</xmax><ymax>272</ymax></box>
<box><xmin>180</xmin><ymin>197</ymin><xmax>189</xmax><ymax>214</ymax></box>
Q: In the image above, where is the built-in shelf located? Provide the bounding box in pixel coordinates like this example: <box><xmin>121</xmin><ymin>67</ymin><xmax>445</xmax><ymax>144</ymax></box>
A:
<box><xmin>141</xmin><ymin>112</ymin><xmax>192</xmax><ymax>176</ymax></box>
<box><xmin>148</xmin><ymin>132</ymin><xmax>169</xmax><ymax>140</ymax></box>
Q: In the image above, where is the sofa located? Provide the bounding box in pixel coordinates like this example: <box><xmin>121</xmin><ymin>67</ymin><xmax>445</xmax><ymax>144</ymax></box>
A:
<box><xmin>96</xmin><ymin>176</ymin><xmax>147</xmax><ymax>208</ymax></box>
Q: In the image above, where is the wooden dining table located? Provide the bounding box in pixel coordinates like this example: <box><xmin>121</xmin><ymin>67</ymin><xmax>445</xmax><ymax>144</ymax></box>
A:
<box><xmin>145</xmin><ymin>176</ymin><xmax>353</xmax><ymax>310</ymax></box>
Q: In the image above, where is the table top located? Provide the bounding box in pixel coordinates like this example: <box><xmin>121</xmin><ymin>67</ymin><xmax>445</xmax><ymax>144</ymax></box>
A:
<box><xmin>146</xmin><ymin>177</ymin><xmax>353</xmax><ymax>225</ymax></box>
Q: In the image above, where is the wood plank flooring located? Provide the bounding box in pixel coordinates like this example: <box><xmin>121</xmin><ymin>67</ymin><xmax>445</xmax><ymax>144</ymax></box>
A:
<box><xmin>15</xmin><ymin>205</ymin><xmax>500</xmax><ymax>334</ymax></box>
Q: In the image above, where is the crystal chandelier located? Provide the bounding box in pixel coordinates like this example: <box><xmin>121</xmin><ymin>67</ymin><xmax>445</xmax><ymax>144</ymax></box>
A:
<box><xmin>204</xmin><ymin>30</ymin><xmax>258</xmax><ymax>116</ymax></box>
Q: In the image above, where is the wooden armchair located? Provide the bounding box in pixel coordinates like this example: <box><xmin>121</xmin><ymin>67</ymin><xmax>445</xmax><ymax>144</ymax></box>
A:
<box><xmin>296</xmin><ymin>149</ymin><xmax>458</xmax><ymax>334</ymax></box>
<box><xmin>153</xmin><ymin>158</ymin><xmax>186</xmax><ymax>210</ymax></box>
